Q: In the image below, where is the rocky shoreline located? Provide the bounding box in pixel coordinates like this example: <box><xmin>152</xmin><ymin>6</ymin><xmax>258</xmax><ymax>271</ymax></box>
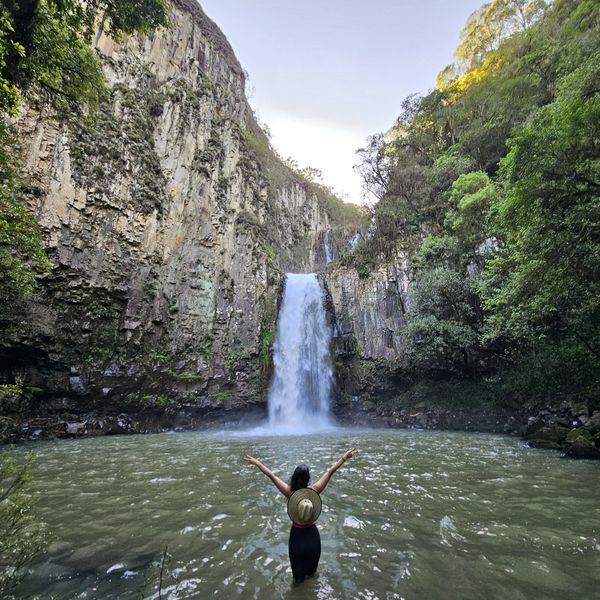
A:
<box><xmin>334</xmin><ymin>396</ymin><xmax>600</xmax><ymax>460</ymax></box>
<box><xmin>3</xmin><ymin>395</ymin><xmax>600</xmax><ymax>460</ymax></box>
<box><xmin>0</xmin><ymin>404</ymin><xmax>267</xmax><ymax>445</ymax></box>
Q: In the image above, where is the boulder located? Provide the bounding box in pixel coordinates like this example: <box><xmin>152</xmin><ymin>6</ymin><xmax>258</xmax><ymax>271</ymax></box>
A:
<box><xmin>563</xmin><ymin>437</ymin><xmax>600</xmax><ymax>460</ymax></box>
<box><xmin>414</xmin><ymin>413</ymin><xmax>429</xmax><ymax>429</ymax></box>
<box><xmin>524</xmin><ymin>416</ymin><xmax>545</xmax><ymax>436</ymax></box>
<box><xmin>586</xmin><ymin>411</ymin><xmax>600</xmax><ymax>434</ymax></box>
<box><xmin>569</xmin><ymin>401</ymin><xmax>589</xmax><ymax>418</ymax></box>
<box><xmin>528</xmin><ymin>439</ymin><xmax>562</xmax><ymax>450</ymax></box>
<box><xmin>525</xmin><ymin>425</ymin><xmax>570</xmax><ymax>443</ymax></box>
<box><xmin>66</xmin><ymin>422</ymin><xmax>85</xmax><ymax>435</ymax></box>
<box><xmin>565</xmin><ymin>428</ymin><xmax>592</xmax><ymax>444</ymax></box>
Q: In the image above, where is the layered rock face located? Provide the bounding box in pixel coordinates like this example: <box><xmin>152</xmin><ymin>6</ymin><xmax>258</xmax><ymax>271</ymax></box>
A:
<box><xmin>320</xmin><ymin>254</ymin><xmax>415</xmax><ymax>416</ymax></box>
<box><xmin>2</xmin><ymin>0</ymin><xmax>338</xmax><ymax>418</ymax></box>
<box><xmin>324</xmin><ymin>255</ymin><xmax>413</xmax><ymax>361</ymax></box>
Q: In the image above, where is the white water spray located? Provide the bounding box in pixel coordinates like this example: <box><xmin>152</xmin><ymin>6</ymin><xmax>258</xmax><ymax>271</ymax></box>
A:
<box><xmin>267</xmin><ymin>273</ymin><xmax>334</xmax><ymax>433</ymax></box>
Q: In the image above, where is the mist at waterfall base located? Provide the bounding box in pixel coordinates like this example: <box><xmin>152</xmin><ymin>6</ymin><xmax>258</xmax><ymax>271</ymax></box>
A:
<box><xmin>251</xmin><ymin>273</ymin><xmax>338</xmax><ymax>436</ymax></box>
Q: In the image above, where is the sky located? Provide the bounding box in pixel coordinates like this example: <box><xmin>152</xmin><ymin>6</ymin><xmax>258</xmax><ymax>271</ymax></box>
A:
<box><xmin>199</xmin><ymin>0</ymin><xmax>484</xmax><ymax>203</ymax></box>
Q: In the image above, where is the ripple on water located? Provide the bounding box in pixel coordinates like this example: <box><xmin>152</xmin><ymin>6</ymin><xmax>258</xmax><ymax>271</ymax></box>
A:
<box><xmin>8</xmin><ymin>429</ymin><xmax>600</xmax><ymax>600</ymax></box>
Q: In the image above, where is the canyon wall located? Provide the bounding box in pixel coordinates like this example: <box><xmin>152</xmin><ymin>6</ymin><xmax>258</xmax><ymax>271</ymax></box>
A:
<box><xmin>1</xmin><ymin>0</ymin><xmax>347</xmax><ymax>421</ymax></box>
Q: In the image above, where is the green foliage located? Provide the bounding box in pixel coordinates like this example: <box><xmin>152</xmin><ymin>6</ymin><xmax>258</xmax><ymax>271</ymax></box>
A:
<box><xmin>355</xmin><ymin>0</ymin><xmax>600</xmax><ymax>399</ymax></box>
<box><xmin>446</xmin><ymin>171</ymin><xmax>497</xmax><ymax>252</ymax></box>
<box><xmin>413</xmin><ymin>235</ymin><xmax>461</xmax><ymax>271</ymax></box>
<box><xmin>224</xmin><ymin>353</ymin><xmax>242</xmax><ymax>369</ymax></box>
<box><xmin>141</xmin><ymin>394</ymin><xmax>171</xmax><ymax>407</ymax></box>
<box><xmin>0</xmin><ymin>123</ymin><xmax>51</xmax><ymax>302</ymax></box>
<box><xmin>455</xmin><ymin>0</ymin><xmax>549</xmax><ymax>70</ymax></box>
<box><xmin>207</xmin><ymin>390</ymin><xmax>232</xmax><ymax>400</ymax></box>
<box><xmin>18</xmin><ymin>0</ymin><xmax>106</xmax><ymax>114</ymax></box>
<box><xmin>484</xmin><ymin>94</ymin><xmax>600</xmax><ymax>353</ymax></box>
<box><xmin>0</xmin><ymin>0</ymin><xmax>169</xmax><ymax>115</ymax></box>
<box><xmin>431</xmin><ymin>148</ymin><xmax>475</xmax><ymax>196</ymax></box>
<box><xmin>0</xmin><ymin>455</ymin><xmax>48</xmax><ymax>599</ymax></box>
<box><xmin>405</xmin><ymin>268</ymin><xmax>482</xmax><ymax>371</ymax></box>
<box><xmin>0</xmin><ymin>9</ymin><xmax>23</xmax><ymax>115</ymax></box>
<box><xmin>314</xmin><ymin>185</ymin><xmax>367</xmax><ymax>240</ymax></box>
<box><xmin>0</xmin><ymin>381</ymin><xmax>27</xmax><ymax>414</ymax></box>
<box><xmin>239</xmin><ymin>125</ymin><xmax>297</xmax><ymax>190</ymax></box>
<box><xmin>491</xmin><ymin>337</ymin><xmax>600</xmax><ymax>401</ymax></box>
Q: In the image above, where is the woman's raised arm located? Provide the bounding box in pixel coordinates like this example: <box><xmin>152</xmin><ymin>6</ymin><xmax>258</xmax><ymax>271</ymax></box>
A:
<box><xmin>244</xmin><ymin>454</ymin><xmax>292</xmax><ymax>498</ymax></box>
<box><xmin>311</xmin><ymin>447</ymin><xmax>358</xmax><ymax>494</ymax></box>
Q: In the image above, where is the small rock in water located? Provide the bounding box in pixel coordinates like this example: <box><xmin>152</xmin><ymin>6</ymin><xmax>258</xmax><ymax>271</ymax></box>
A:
<box><xmin>66</xmin><ymin>422</ymin><xmax>85</xmax><ymax>435</ymax></box>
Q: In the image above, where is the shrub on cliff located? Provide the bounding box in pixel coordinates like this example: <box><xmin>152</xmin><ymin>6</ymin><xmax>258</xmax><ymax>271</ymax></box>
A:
<box><xmin>0</xmin><ymin>0</ymin><xmax>170</xmax><ymax>305</ymax></box>
<box><xmin>0</xmin><ymin>123</ymin><xmax>51</xmax><ymax>303</ymax></box>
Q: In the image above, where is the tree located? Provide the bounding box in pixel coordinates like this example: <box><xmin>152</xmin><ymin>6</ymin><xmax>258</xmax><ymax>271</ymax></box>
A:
<box><xmin>355</xmin><ymin>133</ymin><xmax>391</xmax><ymax>201</ymax></box>
<box><xmin>0</xmin><ymin>0</ymin><xmax>170</xmax><ymax>114</ymax></box>
<box><xmin>445</xmin><ymin>171</ymin><xmax>497</xmax><ymax>254</ymax></box>
<box><xmin>484</xmin><ymin>95</ymin><xmax>600</xmax><ymax>358</ymax></box>
<box><xmin>455</xmin><ymin>0</ymin><xmax>549</xmax><ymax>71</ymax></box>
<box><xmin>0</xmin><ymin>8</ymin><xmax>23</xmax><ymax>115</ymax></box>
<box><xmin>405</xmin><ymin>267</ymin><xmax>482</xmax><ymax>371</ymax></box>
<box><xmin>0</xmin><ymin>455</ymin><xmax>48</xmax><ymax>599</ymax></box>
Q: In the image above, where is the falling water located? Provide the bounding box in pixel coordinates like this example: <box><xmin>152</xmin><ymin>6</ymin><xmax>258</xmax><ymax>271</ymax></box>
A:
<box><xmin>324</xmin><ymin>230</ymin><xmax>336</xmax><ymax>264</ymax></box>
<box><xmin>267</xmin><ymin>273</ymin><xmax>334</xmax><ymax>433</ymax></box>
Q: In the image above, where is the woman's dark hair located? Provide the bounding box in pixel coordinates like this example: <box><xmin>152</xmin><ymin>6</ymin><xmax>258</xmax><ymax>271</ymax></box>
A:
<box><xmin>290</xmin><ymin>464</ymin><xmax>310</xmax><ymax>492</ymax></box>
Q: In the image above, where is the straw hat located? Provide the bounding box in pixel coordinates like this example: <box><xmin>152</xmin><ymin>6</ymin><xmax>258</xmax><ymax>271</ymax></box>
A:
<box><xmin>287</xmin><ymin>488</ymin><xmax>322</xmax><ymax>524</ymax></box>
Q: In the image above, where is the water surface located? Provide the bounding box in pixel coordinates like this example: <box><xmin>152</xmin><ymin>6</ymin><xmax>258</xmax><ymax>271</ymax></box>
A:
<box><xmin>9</xmin><ymin>429</ymin><xmax>600</xmax><ymax>599</ymax></box>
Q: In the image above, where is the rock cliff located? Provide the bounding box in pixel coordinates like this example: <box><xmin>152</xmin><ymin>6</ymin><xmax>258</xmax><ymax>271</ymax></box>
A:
<box><xmin>1</xmin><ymin>0</ymin><xmax>355</xmax><ymax>424</ymax></box>
<box><xmin>325</xmin><ymin>254</ymin><xmax>413</xmax><ymax>361</ymax></box>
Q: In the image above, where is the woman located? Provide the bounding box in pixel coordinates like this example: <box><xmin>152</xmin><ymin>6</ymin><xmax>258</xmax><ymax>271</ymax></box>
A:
<box><xmin>244</xmin><ymin>447</ymin><xmax>359</xmax><ymax>582</ymax></box>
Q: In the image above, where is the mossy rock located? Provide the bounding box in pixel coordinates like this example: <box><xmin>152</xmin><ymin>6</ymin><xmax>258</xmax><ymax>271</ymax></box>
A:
<box><xmin>586</xmin><ymin>411</ymin><xmax>600</xmax><ymax>434</ymax></box>
<box><xmin>563</xmin><ymin>437</ymin><xmax>600</xmax><ymax>460</ymax></box>
<box><xmin>569</xmin><ymin>401</ymin><xmax>589</xmax><ymax>417</ymax></box>
<box><xmin>565</xmin><ymin>428</ymin><xmax>592</xmax><ymax>444</ymax></box>
<box><xmin>525</xmin><ymin>425</ymin><xmax>570</xmax><ymax>443</ymax></box>
<box><xmin>529</xmin><ymin>439</ymin><xmax>562</xmax><ymax>450</ymax></box>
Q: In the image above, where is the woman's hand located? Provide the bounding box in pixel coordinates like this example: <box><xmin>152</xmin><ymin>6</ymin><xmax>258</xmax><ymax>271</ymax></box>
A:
<box><xmin>244</xmin><ymin>454</ymin><xmax>260</xmax><ymax>467</ymax></box>
<box><xmin>342</xmin><ymin>448</ymin><xmax>359</xmax><ymax>462</ymax></box>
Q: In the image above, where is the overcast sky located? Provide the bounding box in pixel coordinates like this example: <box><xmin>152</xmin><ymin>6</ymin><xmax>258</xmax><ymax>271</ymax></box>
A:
<box><xmin>199</xmin><ymin>1</ymin><xmax>483</xmax><ymax>203</ymax></box>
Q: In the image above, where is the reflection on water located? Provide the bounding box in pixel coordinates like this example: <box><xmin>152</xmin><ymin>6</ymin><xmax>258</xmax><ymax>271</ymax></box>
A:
<box><xmin>7</xmin><ymin>429</ymin><xmax>600</xmax><ymax>599</ymax></box>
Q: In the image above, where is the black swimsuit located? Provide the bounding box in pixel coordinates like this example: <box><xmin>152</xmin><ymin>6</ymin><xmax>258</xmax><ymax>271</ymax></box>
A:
<box><xmin>288</xmin><ymin>521</ymin><xmax>321</xmax><ymax>581</ymax></box>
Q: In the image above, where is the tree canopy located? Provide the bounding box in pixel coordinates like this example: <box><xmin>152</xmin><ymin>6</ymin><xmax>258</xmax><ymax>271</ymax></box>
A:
<box><xmin>353</xmin><ymin>0</ymin><xmax>600</xmax><ymax>399</ymax></box>
<box><xmin>0</xmin><ymin>0</ymin><xmax>169</xmax><ymax>115</ymax></box>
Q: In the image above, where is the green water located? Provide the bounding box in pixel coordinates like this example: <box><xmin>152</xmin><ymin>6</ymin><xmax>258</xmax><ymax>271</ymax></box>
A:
<box><xmin>8</xmin><ymin>429</ymin><xmax>600</xmax><ymax>599</ymax></box>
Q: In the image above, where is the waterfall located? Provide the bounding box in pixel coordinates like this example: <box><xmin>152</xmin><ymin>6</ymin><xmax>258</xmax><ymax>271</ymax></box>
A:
<box><xmin>324</xmin><ymin>230</ymin><xmax>336</xmax><ymax>264</ymax></box>
<box><xmin>267</xmin><ymin>273</ymin><xmax>334</xmax><ymax>433</ymax></box>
